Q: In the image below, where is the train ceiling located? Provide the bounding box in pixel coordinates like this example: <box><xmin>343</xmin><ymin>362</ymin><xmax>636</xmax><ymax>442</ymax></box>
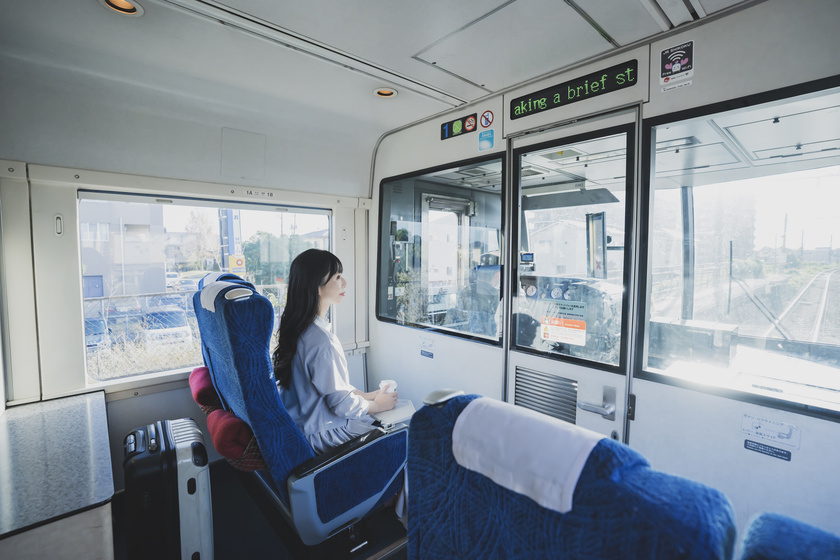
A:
<box><xmin>1</xmin><ymin>0</ymin><xmax>755</xmax><ymax>124</ymax></box>
<box><xmin>0</xmin><ymin>0</ymin><xmax>765</xmax><ymax>195</ymax></box>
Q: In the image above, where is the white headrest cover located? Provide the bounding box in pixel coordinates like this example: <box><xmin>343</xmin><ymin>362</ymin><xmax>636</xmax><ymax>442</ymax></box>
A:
<box><xmin>452</xmin><ymin>397</ymin><xmax>604</xmax><ymax>514</ymax></box>
<box><xmin>200</xmin><ymin>281</ymin><xmax>253</xmax><ymax>313</ymax></box>
<box><xmin>200</xmin><ymin>272</ymin><xmax>226</xmax><ymax>286</ymax></box>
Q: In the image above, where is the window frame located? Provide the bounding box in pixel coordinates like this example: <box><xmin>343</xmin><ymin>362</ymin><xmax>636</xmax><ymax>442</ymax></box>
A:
<box><xmin>635</xmin><ymin>74</ymin><xmax>840</xmax><ymax>422</ymax></box>
<box><xmin>375</xmin><ymin>153</ymin><xmax>506</xmax><ymax>345</ymax></box>
<box><xmin>78</xmin><ymin>189</ymin><xmax>333</xmax><ymax>385</ymax></box>
<box><xmin>510</xmin><ymin>123</ymin><xmax>637</xmax><ymax>374</ymax></box>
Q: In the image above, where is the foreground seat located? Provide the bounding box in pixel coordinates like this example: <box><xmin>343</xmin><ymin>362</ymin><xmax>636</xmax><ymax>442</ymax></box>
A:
<box><xmin>739</xmin><ymin>513</ymin><xmax>840</xmax><ymax>559</ymax></box>
<box><xmin>408</xmin><ymin>394</ymin><xmax>736</xmax><ymax>560</ymax></box>
<box><xmin>192</xmin><ymin>275</ymin><xmax>407</xmax><ymax>546</ymax></box>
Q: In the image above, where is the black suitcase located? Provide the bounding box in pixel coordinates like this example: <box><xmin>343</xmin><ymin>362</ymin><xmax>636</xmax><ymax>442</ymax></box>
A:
<box><xmin>124</xmin><ymin>418</ymin><xmax>214</xmax><ymax>560</ymax></box>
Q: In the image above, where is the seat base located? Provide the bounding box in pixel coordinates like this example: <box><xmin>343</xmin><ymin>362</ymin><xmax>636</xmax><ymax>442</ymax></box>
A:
<box><xmin>236</xmin><ymin>469</ymin><xmax>406</xmax><ymax>560</ymax></box>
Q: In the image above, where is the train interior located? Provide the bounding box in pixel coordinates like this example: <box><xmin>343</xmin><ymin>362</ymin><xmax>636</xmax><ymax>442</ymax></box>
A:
<box><xmin>2</xmin><ymin>0</ymin><xmax>840</xmax><ymax>558</ymax></box>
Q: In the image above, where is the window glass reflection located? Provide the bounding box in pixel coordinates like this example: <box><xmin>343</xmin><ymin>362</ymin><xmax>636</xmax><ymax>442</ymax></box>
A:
<box><xmin>377</xmin><ymin>159</ymin><xmax>503</xmax><ymax>340</ymax></box>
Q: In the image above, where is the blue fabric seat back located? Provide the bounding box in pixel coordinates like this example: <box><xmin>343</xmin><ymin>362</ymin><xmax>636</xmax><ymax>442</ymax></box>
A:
<box><xmin>193</xmin><ymin>281</ymin><xmax>315</xmax><ymax>505</ymax></box>
<box><xmin>739</xmin><ymin>513</ymin><xmax>840</xmax><ymax>560</ymax></box>
<box><xmin>408</xmin><ymin>394</ymin><xmax>737</xmax><ymax>560</ymax></box>
<box><xmin>194</xmin><ymin>273</ymin><xmax>256</xmax><ymax>403</ymax></box>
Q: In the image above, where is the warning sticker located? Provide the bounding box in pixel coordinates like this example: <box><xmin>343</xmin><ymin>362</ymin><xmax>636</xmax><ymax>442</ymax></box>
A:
<box><xmin>541</xmin><ymin>316</ymin><xmax>586</xmax><ymax>346</ymax></box>
<box><xmin>741</xmin><ymin>413</ymin><xmax>801</xmax><ymax>449</ymax></box>
<box><xmin>744</xmin><ymin>440</ymin><xmax>791</xmax><ymax>462</ymax></box>
<box><xmin>480</xmin><ymin>110</ymin><xmax>494</xmax><ymax>128</ymax></box>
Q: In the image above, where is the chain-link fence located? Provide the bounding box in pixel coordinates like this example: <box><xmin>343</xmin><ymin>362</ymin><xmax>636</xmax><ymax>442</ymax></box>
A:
<box><xmin>84</xmin><ymin>285</ymin><xmax>286</xmax><ymax>381</ymax></box>
<box><xmin>84</xmin><ymin>292</ymin><xmax>199</xmax><ymax>381</ymax></box>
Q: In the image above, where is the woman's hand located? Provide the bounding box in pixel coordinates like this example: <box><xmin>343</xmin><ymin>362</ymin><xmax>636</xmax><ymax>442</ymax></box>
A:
<box><xmin>355</xmin><ymin>388</ymin><xmax>384</xmax><ymax>401</ymax></box>
<box><xmin>367</xmin><ymin>389</ymin><xmax>398</xmax><ymax>414</ymax></box>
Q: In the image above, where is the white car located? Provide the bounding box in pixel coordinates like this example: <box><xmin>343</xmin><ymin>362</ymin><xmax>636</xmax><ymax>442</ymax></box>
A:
<box><xmin>165</xmin><ymin>272</ymin><xmax>180</xmax><ymax>290</ymax></box>
<box><xmin>143</xmin><ymin>306</ymin><xmax>192</xmax><ymax>350</ymax></box>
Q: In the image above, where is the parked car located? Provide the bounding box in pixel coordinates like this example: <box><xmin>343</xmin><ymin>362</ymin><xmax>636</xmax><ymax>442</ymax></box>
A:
<box><xmin>143</xmin><ymin>306</ymin><xmax>192</xmax><ymax>350</ymax></box>
<box><xmin>165</xmin><ymin>271</ymin><xmax>180</xmax><ymax>290</ymax></box>
<box><xmin>146</xmin><ymin>294</ymin><xmax>186</xmax><ymax>310</ymax></box>
<box><xmin>84</xmin><ymin>317</ymin><xmax>111</xmax><ymax>350</ymax></box>
<box><xmin>106</xmin><ymin>296</ymin><xmax>144</xmax><ymax>345</ymax></box>
<box><xmin>178</xmin><ymin>271</ymin><xmax>215</xmax><ymax>292</ymax></box>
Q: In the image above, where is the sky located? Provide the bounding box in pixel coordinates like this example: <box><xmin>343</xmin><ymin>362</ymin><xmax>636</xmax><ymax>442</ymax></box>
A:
<box><xmin>746</xmin><ymin>166</ymin><xmax>840</xmax><ymax>251</ymax></box>
<box><xmin>163</xmin><ymin>205</ymin><xmax>329</xmax><ymax>241</ymax></box>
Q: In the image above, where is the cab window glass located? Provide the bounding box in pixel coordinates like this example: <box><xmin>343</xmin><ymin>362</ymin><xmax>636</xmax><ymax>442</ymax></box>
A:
<box><xmin>377</xmin><ymin>158</ymin><xmax>503</xmax><ymax>340</ymax></box>
<box><xmin>645</xmin><ymin>85</ymin><xmax>840</xmax><ymax>409</ymax></box>
<box><xmin>514</xmin><ymin>130</ymin><xmax>631</xmax><ymax>367</ymax></box>
<box><xmin>79</xmin><ymin>195</ymin><xmax>329</xmax><ymax>381</ymax></box>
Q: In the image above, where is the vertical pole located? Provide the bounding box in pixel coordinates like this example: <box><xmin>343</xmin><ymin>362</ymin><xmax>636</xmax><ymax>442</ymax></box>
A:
<box><xmin>727</xmin><ymin>240</ymin><xmax>733</xmax><ymax>315</ymax></box>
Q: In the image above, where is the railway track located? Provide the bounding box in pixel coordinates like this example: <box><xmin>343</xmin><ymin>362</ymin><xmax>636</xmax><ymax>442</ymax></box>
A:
<box><xmin>770</xmin><ymin>269</ymin><xmax>840</xmax><ymax>344</ymax></box>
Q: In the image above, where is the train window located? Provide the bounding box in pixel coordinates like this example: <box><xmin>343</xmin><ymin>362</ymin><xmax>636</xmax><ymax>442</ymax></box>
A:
<box><xmin>377</xmin><ymin>158</ymin><xmax>503</xmax><ymax>340</ymax></box>
<box><xmin>79</xmin><ymin>194</ymin><xmax>329</xmax><ymax>382</ymax></box>
<box><xmin>514</xmin><ymin>129</ymin><xmax>632</xmax><ymax>367</ymax></box>
<box><xmin>645</xmin><ymin>85</ymin><xmax>840</xmax><ymax>409</ymax></box>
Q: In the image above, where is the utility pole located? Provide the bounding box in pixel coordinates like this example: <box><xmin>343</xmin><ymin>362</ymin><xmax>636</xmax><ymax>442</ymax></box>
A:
<box><xmin>782</xmin><ymin>214</ymin><xmax>788</xmax><ymax>251</ymax></box>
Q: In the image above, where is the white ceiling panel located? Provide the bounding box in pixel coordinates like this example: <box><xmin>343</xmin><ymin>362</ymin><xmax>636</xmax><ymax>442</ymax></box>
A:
<box><xmin>725</xmin><ymin>105</ymin><xmax>840</xmax><ymax>161</ymax></box>
<box><xmin>577</xmin><ymin>0</ymin><xmax>665</xmax><ymax>46</ymax></box>
<box><xmin>655</xmin><ymin>143</ymin><xmax>742</xmax><ymax>173</ymax></box>
<box><xmin>655</xmin><ymin>0</ymin><xmax>694</xmax><ymax>27</ymax></box>
<box><xmin>0</xmin><ymin>0</ymin><xmax>449</xmax><ymax>123</ymax></box>
<box><xmin>415</xmin><ymin>0</ymin><xmax>614</xmax><ymax>91</ymax></box>
<box><xmin>695</xmin><ymin>0</ymin><xmax>754</xmax><ymax>15</ymax></box>
<box><xmin>202</xmin><ymin>0</ymin><xmax>503</xmax><ymax>100</ymax></box>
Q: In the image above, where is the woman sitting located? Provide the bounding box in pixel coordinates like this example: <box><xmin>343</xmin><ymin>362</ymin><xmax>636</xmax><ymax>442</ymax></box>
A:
<box><xmin>272</xmin><ymin>249</ymin><xmax>398</xmax><ymax>454</ymax></box>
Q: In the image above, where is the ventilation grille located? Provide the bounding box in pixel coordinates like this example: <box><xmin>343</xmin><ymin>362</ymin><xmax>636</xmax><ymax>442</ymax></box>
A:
<box><xmin>514</xmin><ymin>367</ymin><xmax>577</xmax><ymax>424</ymax></box>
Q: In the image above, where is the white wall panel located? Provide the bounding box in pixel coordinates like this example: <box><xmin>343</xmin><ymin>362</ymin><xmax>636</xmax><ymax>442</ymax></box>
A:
<box><xmin>367</xmin><ymin>322</ymin><xmax>505</xmax><ymax>410</ymax></box>
<box><xmin>631</xmin><ymin>379</ymin><xmax>840</xmax><ymax>539</ymax></box>
<box><xmin>0</xmin><ymin>162</ymin><xmax>40</xmax><ymax>404</ymax></box>
<box><xmin>368</xmin><ymin>95</ymin><xmax>506</xmax><ymax>406</ymax></box>
<box><xmin>645</xmin><ymin>0</ymin><xmax>840</xmax><ymax>119</ymax></box>
<box><xmin>29</xmin><ymin>180</ymin><xmax>85</xmax><ymax>399</ymax></box>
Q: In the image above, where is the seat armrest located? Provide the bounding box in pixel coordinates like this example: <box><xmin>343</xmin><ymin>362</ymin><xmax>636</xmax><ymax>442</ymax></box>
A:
<box><xmin>291</xmin><ymin>425</ymin><xmax>405</xmax><ymax>479</ymax></box>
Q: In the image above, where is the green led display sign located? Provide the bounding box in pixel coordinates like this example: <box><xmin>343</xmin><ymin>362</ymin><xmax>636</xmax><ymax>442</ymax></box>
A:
<box><xmin>510</xmin><ymin>60</ymin><xmax>638</xmax><ymax>120</ymax></box>
<box><xmin>441</xmin><ymin>113</ymin><xmax>478</xmax><ymax>141</ymax></box>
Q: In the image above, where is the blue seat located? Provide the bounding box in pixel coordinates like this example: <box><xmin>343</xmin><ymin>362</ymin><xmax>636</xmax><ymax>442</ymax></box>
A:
<box><xmin>739</xmin><ymin>513</ymin><xmax>840</xmax><ymax>559</ymax></box>
<box><xmin>192</xmin><ymin>275</ymin><xmax>407</xmax><ymax>546</ymax></box>
<box><xmin>408</xmin><ymin>394</ymin><xmax>736</xmax><ymax>560</ymax></box>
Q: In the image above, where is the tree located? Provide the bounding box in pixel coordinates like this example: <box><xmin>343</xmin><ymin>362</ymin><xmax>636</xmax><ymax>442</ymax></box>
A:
<box><xmin>184</xmin><ymin>210</ymin><xmax>219</xmax><ymax>270</ymax></box>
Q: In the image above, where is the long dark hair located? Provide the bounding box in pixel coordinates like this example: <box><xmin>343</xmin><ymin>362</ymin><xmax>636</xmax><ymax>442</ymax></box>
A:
<box><xmin>273</xmin><ymin>248</ymin><xmax>343</xmax><ymax>389</ymax></box>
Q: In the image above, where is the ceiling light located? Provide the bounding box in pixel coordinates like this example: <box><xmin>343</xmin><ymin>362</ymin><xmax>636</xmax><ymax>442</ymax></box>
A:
<box><xmin>374</xmin><ymin>88</ymin><xmax>398</xmax><ymax>98</ymax></box>
<box><xmin>99</xmin><ymin>0</ymin><xmax>144</xmax><ymax>16</ymax></box>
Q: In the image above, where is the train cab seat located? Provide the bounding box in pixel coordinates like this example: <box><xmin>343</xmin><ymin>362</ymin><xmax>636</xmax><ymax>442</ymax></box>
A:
<box><xmin>738</xmin><ymin>513</ymin><xmax>840</xmax><ymax>559</ymax></box>
<box><xmin>191</xmin><ymin>274</ymin><xmax>408</xmax><ymax>546</ymax></box>
<box><xmin>408</xmin><ymin>394</ymin><xmax>737</xmax><ymax>560</ymax></box>
<box><xmin>445</xmin><ymin>264</ymin><xmax>502</xmax><ymax>336</ymax></box>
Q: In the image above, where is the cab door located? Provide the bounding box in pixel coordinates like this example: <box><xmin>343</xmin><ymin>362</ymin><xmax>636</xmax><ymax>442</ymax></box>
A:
<box><xmin>506</xmin><ymin>109</ymin><xmax>639</xmax><ymax>440</ymax></box>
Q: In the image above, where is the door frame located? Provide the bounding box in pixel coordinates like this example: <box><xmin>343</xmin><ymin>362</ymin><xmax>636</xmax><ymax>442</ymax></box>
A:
<box><xmin>502</xmin><ymin>105</ymin><xmax>643</xmax><ymax>441</ymax></box>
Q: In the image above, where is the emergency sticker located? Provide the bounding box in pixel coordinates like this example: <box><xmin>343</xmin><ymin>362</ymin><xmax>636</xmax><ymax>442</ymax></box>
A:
<box><xmin>541</xmin><ymin>316</ymin><xmax>586</xmax><ymax>346</ymax></box>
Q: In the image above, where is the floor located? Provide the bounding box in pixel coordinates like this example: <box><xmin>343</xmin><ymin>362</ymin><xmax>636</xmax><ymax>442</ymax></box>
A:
<box><xmin>113</xmin><ymin>460</ymin><xmax>408</xmax><ymax>560</ymax></box>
